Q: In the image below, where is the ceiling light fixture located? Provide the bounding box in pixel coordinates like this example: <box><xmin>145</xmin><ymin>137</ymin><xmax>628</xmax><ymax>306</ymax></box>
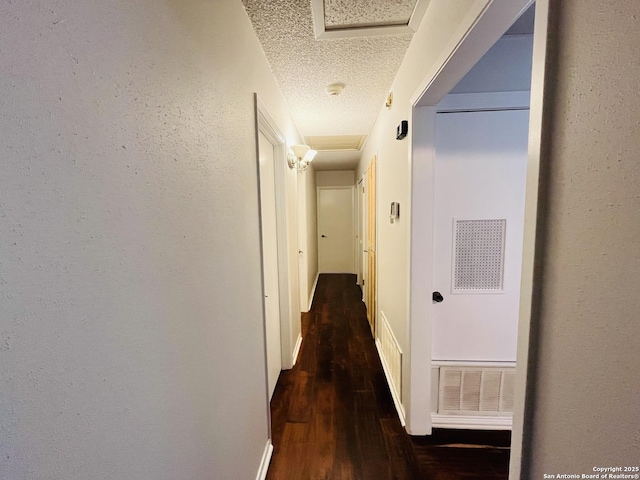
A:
<box><xmin>326</xmin><ymin>82</ymin><xmax>346</xmax><ymax>96</ymax></box>
<box><xmin>287</xmin><ymin>144</ymin><xmax>317</xmax><ymax>172</ymax></box>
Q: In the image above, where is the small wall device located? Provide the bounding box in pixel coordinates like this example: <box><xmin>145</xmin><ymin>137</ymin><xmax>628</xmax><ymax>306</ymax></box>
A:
<box><xmin>390</xmin><ymin>202</ymin><xmax>400</xmax><ymax>223</ymax></box>
<box><xmin>396</xmin><ymin>120</ymin><xmax>408</xmax><ymax>140</ymax></box>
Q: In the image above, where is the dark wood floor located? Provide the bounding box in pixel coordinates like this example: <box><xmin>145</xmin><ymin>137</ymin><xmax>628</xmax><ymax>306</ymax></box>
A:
<box><xmin>266</xmin><ymin>274</ymin><xmax>510</xmax><ymax>480</ymax></box>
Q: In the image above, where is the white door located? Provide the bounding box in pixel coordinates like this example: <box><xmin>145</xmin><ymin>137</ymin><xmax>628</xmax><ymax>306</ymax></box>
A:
<box><xmin>358</xmin><ymin>177</ymin><xmax>366</xmax><ymax>289</ymax></box>
<box><xmin>318</xmin><ymin>187</ymin><xmax>355</xmax><ymax>273</ymax></box>
<box><xmin>297</xmin><ymin>173</ymin><xmax>309</xmax><ymax>312</ymax></box>
<box><xmin>432</xmin><ymin>109</ymin><xmax>529</xmax><ymax>362</ymax></box>
<box><xmin>258</xmin><ymin>131</ymin><xmax>281</xmax><ymax>399</ymax></box>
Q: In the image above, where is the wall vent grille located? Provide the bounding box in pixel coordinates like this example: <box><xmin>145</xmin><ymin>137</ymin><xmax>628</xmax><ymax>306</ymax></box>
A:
<box><xmin>453</xmin><ymin>218</ymin><xmax>506</xmax><ymax>292</ymax></box>
<box><xmin>438</xmin><ymin>367</ymin><xmax>515</xmax><ymax>416</ymax></box>
<box><xmin>378</xmin><ymin>311</ymin><xmax>402</xmax><ymax>403</ymax></box>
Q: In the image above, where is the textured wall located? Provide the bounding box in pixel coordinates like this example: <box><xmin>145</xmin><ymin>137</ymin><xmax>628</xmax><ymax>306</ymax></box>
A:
<box><xmin>0</xmin><ymin>0</ymin><xmax>300</xmax><ymax>478</ymax></box>
<box><xmin>525</xmin><ymin>0</ymin><xmax>640</xmax><ymax>473</ymax></box>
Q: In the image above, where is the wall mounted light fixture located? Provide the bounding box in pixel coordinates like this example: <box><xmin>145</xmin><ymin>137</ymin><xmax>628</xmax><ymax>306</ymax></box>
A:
<box><xmin>287</xmin><ymin>144</ymin><xmax>317</xmax><ymax>172</ymax></box>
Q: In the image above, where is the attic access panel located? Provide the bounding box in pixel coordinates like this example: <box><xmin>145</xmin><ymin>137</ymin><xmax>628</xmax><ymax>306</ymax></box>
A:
<box><xmin>311</xmin><ymin>0</ymin><xmax>430</xmax><ymax>39</ymax></box>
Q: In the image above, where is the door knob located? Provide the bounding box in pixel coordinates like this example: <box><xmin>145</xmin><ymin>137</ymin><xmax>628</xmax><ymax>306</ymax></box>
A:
<box><xmin>432</xmin><ymin>291</ymin><xmax>444</xmax><ymax>303</ymax></box>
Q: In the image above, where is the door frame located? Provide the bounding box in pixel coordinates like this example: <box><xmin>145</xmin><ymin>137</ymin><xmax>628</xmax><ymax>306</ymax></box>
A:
<box><xmin>357</xmin><ymin>176</ymin><xmax>366</xmax><ymax>289</ymax></box>
<box><xmin>257</xmin><ymin>128</ymin><xmax>283</xmax><ymax>400</ymax></box>
<box><xmin>316</xmin><ymin>185</ymin><xmax>356</xmax><ymax>274</ymax></box>
<box><xmin>364</xmin><ymin>155</ymin><xmax>377</xmax><ymax>336</ymax></box>
<box><xmin>406</xmin><ymin>1</ymin><xmax>548</xmax><ymax>478</ymax></box>
<box><xmin>255</xmin><ymin>95</ymin><xmax>294</xmax><ymax>432</ymax></box>
<box><xmin>355</xmin><ymin>177</ymin><xmax>363</xmax><ymax>286</ymax></box>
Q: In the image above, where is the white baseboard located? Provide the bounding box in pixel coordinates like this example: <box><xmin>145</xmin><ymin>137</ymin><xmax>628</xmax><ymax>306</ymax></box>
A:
<box><xmin>431</xmin><ymin>414</ymin><xmax>513</xmax><ymax>430</ymax></box>
<box><xmin>291</xmin><ymin>333</ymin><xmax>303</xmax><ymax>366</ymax></box>
<box><xmin>375</xmin><ymin>339</ymin><xmax>406</xmax><ymax>427</ymax></box>
<box><xmin>307</xmin><ymin>272</ymin><xmax>319</xmax><ymax>312</ymax></box>
<box><xmin>255</xmin><ymin>440</ymin><xmax>273</xmax><ymax>480</ymax></box>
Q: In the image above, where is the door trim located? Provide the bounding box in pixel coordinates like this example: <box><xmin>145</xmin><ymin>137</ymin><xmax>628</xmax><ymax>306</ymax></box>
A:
<box><xmin>436</xmin><ymin>91</ymin><xmax>530</xmax><ymax>113</ymax></box>
<box><xmin>255</xmin><ymin>97</ymin><xmax>295</xmax><ymax>371</ymax></box>
<box><xmin>365</xmin><ymin>155</ymin><xmax>377</xmax><ymax>336</ymax></box>
<box><xmin>509</xmin><ymin>3</ymin><xmax>551</xmax><ymax>476</ymax></box>
<box><xmin>257</xmin><ymin>129</ymin><xmax>282</xmax><ymax>400</ymax></box>
<box><xmin>254</xmin><ymin>95</ymin><xmax>293</xmax><ymax>444</ymax></box>
<box><xmin>356</xmin><ymin>177</ymin><xmax>364</xmax><ymax>286</ymax></box>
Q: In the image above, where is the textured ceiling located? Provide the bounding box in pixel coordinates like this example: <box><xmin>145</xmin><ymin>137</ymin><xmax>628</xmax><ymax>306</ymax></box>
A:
<box><xmin>243</xmin><ymin>0</ymin><xmax>418</xmax><ymax>169</ymax></box>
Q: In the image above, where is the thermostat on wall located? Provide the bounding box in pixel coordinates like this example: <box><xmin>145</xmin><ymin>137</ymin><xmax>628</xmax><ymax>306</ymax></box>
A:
<box><xmin>396</xmin><ymin>120</ymin><xmax>408</xmax><ymax>140</ymax></box>
<box><xmin>390</xmin><ymin>202</ymin><xmax>400</xmax><ymax>223</ymax></box>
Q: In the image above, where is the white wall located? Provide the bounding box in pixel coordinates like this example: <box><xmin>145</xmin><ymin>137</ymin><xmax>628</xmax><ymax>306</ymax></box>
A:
<box><xmin>316</xmin><ymin>170</ymin><xmax>356</xmax><ymax>187</ymax></box>
<box><xmin>0</xmin><ymin>1</ymin><xmax>301</xmax><ymax>478</ymax></box>
<box><xmin>523</xmin><ymin>0</ymin><xmax>640</xmax><ymax>472</ymax></box>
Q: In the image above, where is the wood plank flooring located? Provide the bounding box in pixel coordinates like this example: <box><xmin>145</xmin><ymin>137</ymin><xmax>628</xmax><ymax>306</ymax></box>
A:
<box><xmin>266</xmin><ymin>274</ymin><xmax>510</xmax><ymax>480</ymax></box>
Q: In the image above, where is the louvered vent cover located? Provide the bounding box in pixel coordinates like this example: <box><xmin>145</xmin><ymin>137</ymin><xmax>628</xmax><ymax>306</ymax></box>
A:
<box><xmin>438</xmin><ymin>367</ymin><xmax>516</xmax><ymax>416</ymax></box>
<box><xmin>453</xmin><ymin>219</ymin><xmax>506</xmax><ymax>292</ymax></box>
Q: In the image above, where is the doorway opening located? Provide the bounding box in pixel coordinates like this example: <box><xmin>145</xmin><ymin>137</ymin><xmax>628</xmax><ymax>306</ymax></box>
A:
<box><xmin>407</xmin><ymin>1</ymin><xmax>548</xmax><ymax>477</ymax></box>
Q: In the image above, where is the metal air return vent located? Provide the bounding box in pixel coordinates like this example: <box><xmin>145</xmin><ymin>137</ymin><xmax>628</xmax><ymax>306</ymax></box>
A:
<box><xmin>438</xmin><ymin>367</ymin><xmax>515</xmax><ymax>416</ymax></box>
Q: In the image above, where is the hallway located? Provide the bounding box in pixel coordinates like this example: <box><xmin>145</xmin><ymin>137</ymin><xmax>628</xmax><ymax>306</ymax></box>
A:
<box><xmin>266</xmin><ymin>274</ymin><xmax>510</xmax><ymax>479</ymax></box>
